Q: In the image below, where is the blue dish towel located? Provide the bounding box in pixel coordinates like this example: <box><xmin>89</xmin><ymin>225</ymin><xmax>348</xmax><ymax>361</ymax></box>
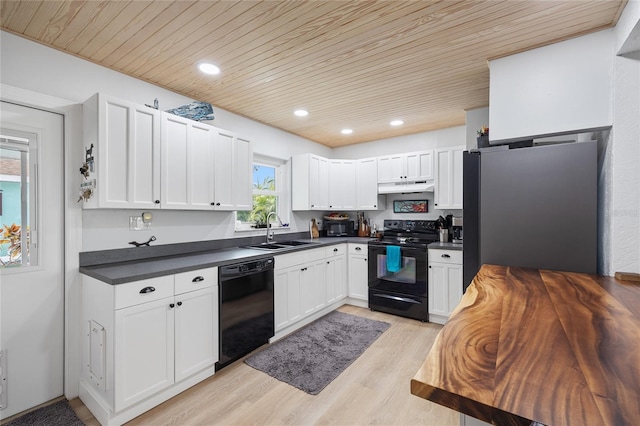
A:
<box><xmin>386</xmin><ymin>246</ymin><xmax>402</xmax><ymax>273</ymax></box>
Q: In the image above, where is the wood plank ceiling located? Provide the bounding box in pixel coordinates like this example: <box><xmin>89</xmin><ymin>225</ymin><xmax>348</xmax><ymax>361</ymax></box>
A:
<box><xmin>0</xmin><ymin>1</ymin><xmax>626</xmax><ymax>147</ymax></box>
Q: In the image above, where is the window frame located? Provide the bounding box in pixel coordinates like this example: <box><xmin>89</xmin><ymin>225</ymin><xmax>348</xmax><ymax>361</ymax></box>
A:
<box><xmin>235</xmin><ymin>154</ymin><xmax>290</xmax><ymax>232</ymax></box>
<box><xmin>0</xmin><ymin>128</ymin><xmax>39</xmax><ymax>269</ymax></box>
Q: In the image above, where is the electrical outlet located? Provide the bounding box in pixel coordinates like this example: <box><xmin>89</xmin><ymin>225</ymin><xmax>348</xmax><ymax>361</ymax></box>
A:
<box><xmin>129</xmin><ymin>216</ymin><xmax>149</xmax><ymax>231</ymax></box>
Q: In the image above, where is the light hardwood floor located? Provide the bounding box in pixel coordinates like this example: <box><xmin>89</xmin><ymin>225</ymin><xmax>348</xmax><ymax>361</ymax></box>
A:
<box><xmin>70</xmin><ymin>305</ymin><xmax>459</xmax><ymax>425</ymax></box>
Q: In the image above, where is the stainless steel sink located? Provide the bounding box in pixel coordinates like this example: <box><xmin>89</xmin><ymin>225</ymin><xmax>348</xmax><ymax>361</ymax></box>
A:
<box><xmin>244</xmin><ymin>240</ymin><xmax>317</xmax><ymax>250</ymax></box>
<box><xmin>245</xmin><ymin>243</ymin><xmax>288</xmax><ymax>250</ymax></box>
<box><xmin>275</xmin><ymin>240</ymin><xmax>315</xmax><ymax>246</ymax></box>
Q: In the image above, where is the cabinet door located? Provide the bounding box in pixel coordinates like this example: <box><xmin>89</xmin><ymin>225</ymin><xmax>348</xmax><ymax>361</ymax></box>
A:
<box><xmin>274</xmin><ymin>270</ymin><xmax>290</xmax><ymax>332</ymax></box>
<box><xmin>188</xmin><ymin>122</ymin><xmax>216</xmax><ymax>209</ymax></box>
<box><xmin>326</xmin><ymin>255</ymin><xmax>347</xmax><ymax>304</ymax></box>
<box><xmin>450</xmin><ymin>147</ymin><xmax>464</xmax><ymax>209</ymax></box>
<box><xmin>405</xmin><ymin>150</ymin><xmax>434</xmax><ymax>180</ymax></box>
<box><xmin>233</xmin><ymin>136</ymin><xmax>253</xmax><ymax>211</ymax></box>
<box><xmin>428</xmin><ymin>263</ymin><xmax>449</xmax><ymax>319</ymax></box>
<box><xmin>312</xmin><ymin>259</ymin><xmax>327</xmax><ymax>311</ymax></box>
<box><xmin>95</xmin><ymin>95</ymin><xmax>161</xmax><ymax>208</ymax></box>
<box><xmin>174</xmin><ymin>287</ymin><xmax>218</xmax><ymax>382</ymax></box>
<box><xmin>356</xmin><ymin>157</ymin><xmax>381</xmax><ymax>210</ymax></box>
<box><xmin>300</xmin><ymin>265</ymin><xmax>316</xmax><ymax>316</ymax></box>
<box><xmin>434</xmin><ymin>146</ymin><xmax>464</xmax><ymax>210</ymax></box>
<box><xmin>114</xmin><ymin>297</ymin><xmax>174</xmax><ymax>411</ymax></box>
<box><xmin>340</xmin><ymin>160</ymin><xmax>356</xmax><ymax>210</ymax></box>
<box><xmin>309</xmin><ymin>155</ymin><xmax>329</xmax><ymax>210</ymax></box>
<box><xmin>161</xmin><ymin>113</ymin><xmax>215</xmax><ymax>210</ymax></box>
<box><xmin>348</xmin><ymin>254</ymin><xmax>368</xmax><ymax>300</ymax></box>
<box><xmin>377</xmin><ymin>154</ymin><xmax>404</xmax><ymax>183</ymax></box>
<box><xmin>213</xmin><ymin>129</ymin><xmax>235</xmax><ymax>210</ymax></box>
<box><xmin>447</xmin><ymin>264</ymin><xmax>463</xmax><ymax>315</ymax></box>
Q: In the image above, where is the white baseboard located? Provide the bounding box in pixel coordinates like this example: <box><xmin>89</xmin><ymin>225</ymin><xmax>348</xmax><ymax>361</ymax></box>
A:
<box><xmin>79</xmin><ymin>367</ymin><xmax>215</xmax><ymax>426</ymax></box>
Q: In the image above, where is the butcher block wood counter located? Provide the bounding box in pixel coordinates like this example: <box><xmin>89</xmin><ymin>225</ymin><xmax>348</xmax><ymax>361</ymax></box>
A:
<box><xmin>411</xmin><ymin>264</ymin><xmax>640</xmax><ymax>426</ymax></box>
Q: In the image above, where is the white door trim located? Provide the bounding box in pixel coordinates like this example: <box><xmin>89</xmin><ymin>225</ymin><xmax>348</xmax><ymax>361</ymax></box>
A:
<box><xmin>1</xmin><ymin>83</ymin><xmax>83</xmax><ymax>400</ymax></box>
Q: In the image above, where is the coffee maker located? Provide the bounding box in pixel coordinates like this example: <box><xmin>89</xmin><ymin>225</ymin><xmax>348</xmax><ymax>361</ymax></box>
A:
<box><xmin>451</xmin><ymin>216</ymin><xmax>463</xmax><ymax>243</ymax></box>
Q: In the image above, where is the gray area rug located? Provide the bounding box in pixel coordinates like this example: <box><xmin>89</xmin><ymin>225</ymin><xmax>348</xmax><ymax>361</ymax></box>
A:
<box><xmin>4</xmin><ymin>400</ymin><xmax>83</xmax><ymax>426</ymax></box>
<box><xmin>245</xmin><ymin>310</ymin><xmax>390</xmax><ymax>395</ymax></box>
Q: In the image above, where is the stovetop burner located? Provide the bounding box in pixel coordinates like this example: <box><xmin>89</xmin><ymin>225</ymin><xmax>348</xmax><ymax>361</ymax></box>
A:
<box><xmin>369</xmin><ymin>219</ymin><xmax>439</xmax><ymax>249</ymax></box>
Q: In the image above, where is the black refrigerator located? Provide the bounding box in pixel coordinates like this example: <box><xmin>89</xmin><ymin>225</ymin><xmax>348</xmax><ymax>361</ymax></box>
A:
<box><xmin>462</xmin><ymin>141</ymin><xmax>597</xmax><ymax>291</ymax></box>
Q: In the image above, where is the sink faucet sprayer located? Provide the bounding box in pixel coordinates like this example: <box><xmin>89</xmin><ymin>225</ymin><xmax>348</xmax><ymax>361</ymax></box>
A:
<box><xmin>266</xmin><ymin>212</ymin><xmax>283</xmax><ymax>243</ymax></box>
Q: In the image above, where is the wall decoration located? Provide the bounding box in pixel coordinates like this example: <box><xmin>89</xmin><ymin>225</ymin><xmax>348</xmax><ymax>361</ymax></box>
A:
<box><xmin>165</xmin><ymin>101</ymin><xmax>214</xmax><ymax>121</ymax></box>
<box><xmin>393</xmin><ymin>199</ymin><xmax>428</xmax><ymax>213</ymax></box>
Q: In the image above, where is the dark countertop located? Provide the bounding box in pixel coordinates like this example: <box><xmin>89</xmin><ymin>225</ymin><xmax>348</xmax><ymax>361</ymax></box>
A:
<box><xmin>411</xmin><ymin>265</ymin><xmax>640</xmax><ymax>426</ymax></box>
<box><xmin>79</xmin><ymin>236</ymin><xmax>373</xmax><ymax>285</ymax></box>
<box><xmin>427</xmin><ymin>242</ymin><xmax>463</xmax><ymax>250</ymax></box>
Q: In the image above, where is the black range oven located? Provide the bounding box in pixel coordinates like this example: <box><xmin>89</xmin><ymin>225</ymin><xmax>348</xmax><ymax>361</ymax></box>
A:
<box><xmin>368</xmin><ymin>220</ymin><xmax>438</xmax><ymax>322</ymax></box>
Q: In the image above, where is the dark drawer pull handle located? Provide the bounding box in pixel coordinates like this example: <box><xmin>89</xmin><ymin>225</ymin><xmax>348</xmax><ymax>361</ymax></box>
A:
<box><xmin>355</xmin><ymin>247</ymin><xmax>361</xmax><ymax>251</ymax></box>
<box><xmin>140</xmin><ymin>286</ymin><xmax>155</xmax><ymax>294</ymax></box>
<box><xmin>192</xmin><ymin>276</ymin><xmax>204</xmax><ymax>282</ymax></box>
<box><xmin>334</xmin><ymin>248</ymin><xmax>338</xmax><ymax>252</ymax></box>
<box><xmin>169</xmin><ymin>303</ymin><xmax>175</xmax><ymax>308</ymax></box>
<box><xmin>177</xmin><ymin>301</ymin><xmax>183</xmax><ymax>306</ymax></box>
<box><xmin>441</xmin><ymin>254</ymin><xmax>451</xmax><ymax>258</ymax></box>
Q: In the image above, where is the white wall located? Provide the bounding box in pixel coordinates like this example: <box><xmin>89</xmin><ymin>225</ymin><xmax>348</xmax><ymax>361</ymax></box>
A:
<box><xmin>332</xmin><ymin>126</ymin><xmax>464</xmax><ymax>159</ymax></box>
<box><xmin>489</xmin><ymin>30</ymin><xmax>614</xmax><ymax>142</ymax></box>
<box><xmin>607</xmin><ymin>0</ymin><xmax>640</xmax><ymax>275</ymax></box>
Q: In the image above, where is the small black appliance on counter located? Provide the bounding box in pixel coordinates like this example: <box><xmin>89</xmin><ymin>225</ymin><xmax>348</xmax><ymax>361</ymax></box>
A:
<box><xmin>323</xmin><ymin>219</ymin><xmax>356</xmax><ymax>237</ymax></box>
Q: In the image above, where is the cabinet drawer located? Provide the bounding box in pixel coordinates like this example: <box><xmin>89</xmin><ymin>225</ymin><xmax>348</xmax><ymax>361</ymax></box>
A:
<box><xmin>303</xmin><ymin>247</ymin><xmax>328</xmax><ymax>263</ymax></box>
<box><xmin>175</xmin><ymin>267</ymin><xmax>217</xmax><ymax>295</ymax></box>
<box><xmin>325</xmin><ymin>244</ymin><xmax>346</xmax><ymax>257</ymax></box>
<box><xmin>348</xmin><ymin>243</ymin><xmax>367</xmax><ymax>255</ymax></box>
<box><xmin>274</xmin><ymin>252</ymin><xmax>304</xmax><ymax>270</ymax></box>
<box><xmin>428</xmin><ymin>249</ymin><xmax>462</xmax><ymax>264</ymax></box>
<box><xmin>114</xmin><ymin>275</ymin><xmax>174</xmax><ymax>310</ymax></box>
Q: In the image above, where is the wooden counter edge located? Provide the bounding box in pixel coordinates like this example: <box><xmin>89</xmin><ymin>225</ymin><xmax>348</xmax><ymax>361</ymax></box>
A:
<box><xmin>410</xmin><ymin>373</ymin><xmax>531</xmax><ymax>426</ymax></box>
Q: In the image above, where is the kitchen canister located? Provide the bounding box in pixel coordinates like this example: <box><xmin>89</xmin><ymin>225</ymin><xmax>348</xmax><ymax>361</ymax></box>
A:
<box><xmin>439</xmin><ymin>229</ymin><xmax>448</xmax><ymax>243</ymax></box>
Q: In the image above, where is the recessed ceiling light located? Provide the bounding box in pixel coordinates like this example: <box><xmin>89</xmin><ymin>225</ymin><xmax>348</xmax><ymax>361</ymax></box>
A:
<box><xmin>294</xmin><ymin>109</ymin><xmax>308</xmax><ymax>117</ymax></box>
<box><xmin>341</xmin><ymin>129</ymin><xmax>353</xmax><ymax>135</ymax></box>
<box><xmin>390</xmin><ymin>120</ymin><xmax>404</xmax><ymax>126</ymax></box>
<box><xmin>198</xmin><ymin>62</ymin><xmax>220</xmax><ymax>75</ymax></box>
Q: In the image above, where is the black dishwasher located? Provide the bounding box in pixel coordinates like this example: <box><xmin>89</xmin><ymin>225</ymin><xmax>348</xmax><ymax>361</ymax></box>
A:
<box><xmin>216</xmin><ymin>257</ymin><xmax>274</xmax><ymax>370</ymax></box>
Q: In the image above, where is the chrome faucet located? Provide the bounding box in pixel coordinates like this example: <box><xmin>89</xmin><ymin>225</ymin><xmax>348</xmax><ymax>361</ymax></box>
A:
<box><xmin>266</xmin><ymin>211</ymin><xmax>283</xmax><ymax>243</ymax></box>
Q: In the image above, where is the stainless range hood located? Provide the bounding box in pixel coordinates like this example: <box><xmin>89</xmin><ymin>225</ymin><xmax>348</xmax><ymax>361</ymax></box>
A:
<box><xmin>377</xmin><ymin>180</ymin><xmax>434</xmax><ymax>194</ymax></box>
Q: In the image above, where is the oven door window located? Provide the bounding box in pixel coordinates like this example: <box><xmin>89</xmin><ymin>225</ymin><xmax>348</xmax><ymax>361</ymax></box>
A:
<box><xmin>375</xmin><ymin>254</ymin><xmax>416</xmax><ymax>284</ymax></box>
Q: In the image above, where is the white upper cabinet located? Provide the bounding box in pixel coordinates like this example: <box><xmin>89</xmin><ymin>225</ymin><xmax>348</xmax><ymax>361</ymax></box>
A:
<box><xmin>328</xmin><ymin>160</ymin><xmax>356</xmax><ymax>210</ymax></box>
<box><xmin>293</xmin><ymin>154</ymin><xmax>382</xmax><ymax>211</ymax></box>
<box><xmin>356</xmin><ymin>157</ymin><xmax>384</xmax><ymax>210</ymax></box>
<box><xmin>434</xmin><ymin>146</ymin><xmax>465</xmax><ymax>210</ymax></box>
<box><xmin>292</xmin><ymin>154</ymin><xmax>329</xmax><ymax>210</ymax></box>
<box><xmin>83</xmin><ymin>93</ymin><xmax>252</xmax><ymax>211</ymax></box>
<box><xmin>161</xmin><ymin>116</ymin><xmax>253</xmax><ymax>211</ymax></box>
<box><xmin>377</xmin><ymin>150</ymin><xmax>433</xmax><ymax>183</ymax></box>
<box><xmin>161</xmin><ymin>113</ymin><xmax>216</xmax><ymax>210</ymax></box>
<box><xmin>377</xmin><ymin>154</ymin><xmax>405</xmax><ymax>183</ymax></box>
<box><xmin>82</xmin><ymin>93</ymin><xmax>161</xmax><ymax>209</ymax></box>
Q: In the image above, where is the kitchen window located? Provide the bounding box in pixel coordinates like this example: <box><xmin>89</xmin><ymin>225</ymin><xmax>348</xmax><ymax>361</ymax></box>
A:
<box><xmin>235</xmin><ymin>154</ymin><xmax>289</xmax><ymax>231</ymax></box>
<box><xmin>0</xmin><ymin>129</ymin><xmax>38</xmax><ymax>268</ymax></box>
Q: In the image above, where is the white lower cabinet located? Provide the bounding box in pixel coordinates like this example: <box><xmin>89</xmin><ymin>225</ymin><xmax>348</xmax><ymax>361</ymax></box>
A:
<box><xmin>325</xmin><ymin>244</ymin><xmax>347</xmax><ymax>304</ymax></box>
<box><xmin>81</xmin><ymin>268</ymin><xmax>218</xmax><ymax>425</ymax></box>
<box><xmin>428</xmin><ymin>249</ymin><xmax>463</xmax><ymax>324</ymax></box>
<box><xmin>348</xmin><ymin>243</ymin><xmax>368</xmax><ymax>301</ymax></box>
<box><xmin>274</xmin><ymin>245</ymin><xmax>348</xmax><ymax>334</ymax></box>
